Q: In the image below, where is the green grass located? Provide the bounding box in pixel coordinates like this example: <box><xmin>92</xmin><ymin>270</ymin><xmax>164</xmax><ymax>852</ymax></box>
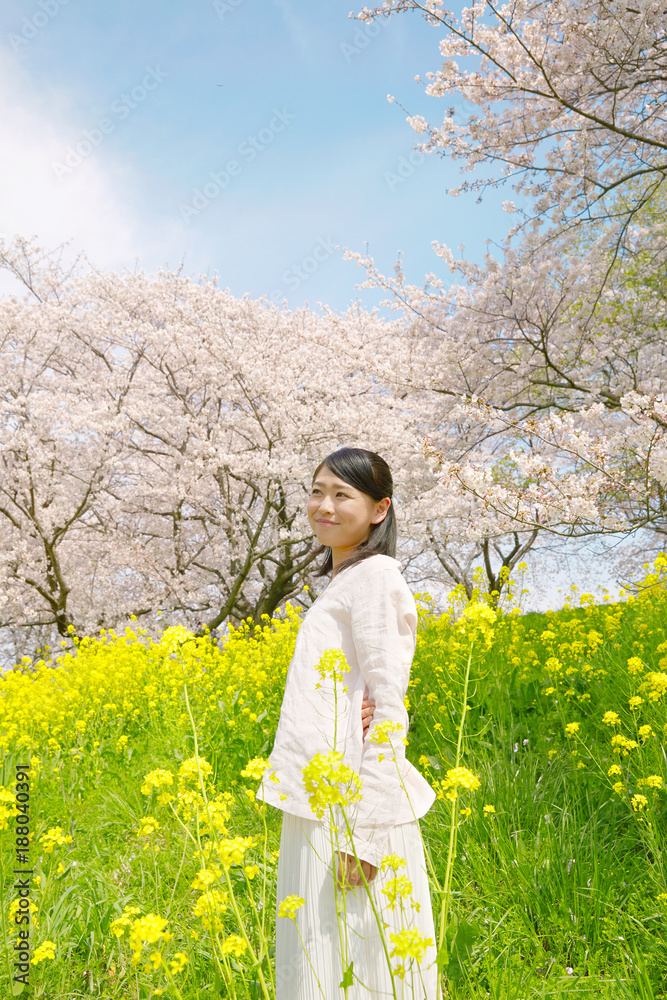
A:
<box><xmin>0</xmin><ymin>564</ymin><xmax>665</xmax><ymax>998</ymax></box>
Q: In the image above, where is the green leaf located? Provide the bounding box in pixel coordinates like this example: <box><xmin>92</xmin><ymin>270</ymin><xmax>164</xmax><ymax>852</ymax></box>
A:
<box><xmin>339</xmin><ymin>960</ymin><xmax>354</xmax><ymax>989</ymax></box>
<box><xmin>435</xmin><ymin>939</ymin><xmax>449</xmax><ymax>968</ymax></box>
<box><xmin>446</xmin><ymin>916</ymin><xmax>480</xmax><ymax>985</ymax></box>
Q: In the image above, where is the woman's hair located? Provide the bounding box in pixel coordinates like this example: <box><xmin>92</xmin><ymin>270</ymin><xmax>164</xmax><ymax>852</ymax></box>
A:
<box><xmin>310</xmin><ymin>447</ymin><xmax>396</xmax><ymax>578</ymax></box>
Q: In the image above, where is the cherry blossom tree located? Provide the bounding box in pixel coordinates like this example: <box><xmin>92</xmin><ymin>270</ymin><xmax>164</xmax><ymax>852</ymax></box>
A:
<box><xmin>338</xmin><ymin>211</ymin><xmax>667</xmax><ymax>544</ymax></box>
<box><xmin>2</xmin><ymin>237</ymin><xmax>464</xmax><ymax>664</ymax></box>
<box><xmin>339</xmin><ymin>0</ymin><xmax>667</xmax><ymax>550</ymax></box>
<box><xmin>309</xmin><ymin>296</ymin><xmax>545</xmax><ymax>600</ymax></box>
<box><xmin>358</xmin><ymin>0</ymin><xmax>667</xmax><ymax>244</ymax></box>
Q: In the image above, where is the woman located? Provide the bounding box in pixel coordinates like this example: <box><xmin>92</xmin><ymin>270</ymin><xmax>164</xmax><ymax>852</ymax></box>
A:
<box><xmin>255</xmin><ymin>447</ymin><xmax>439</xmax><ymax>998</ymax></box>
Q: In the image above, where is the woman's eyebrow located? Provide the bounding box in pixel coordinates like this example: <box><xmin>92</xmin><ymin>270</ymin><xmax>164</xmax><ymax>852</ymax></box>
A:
<box><xmin>312</xmin><ymin>481</ymin><xmax>349</xmax><ymax>489</ymax></box>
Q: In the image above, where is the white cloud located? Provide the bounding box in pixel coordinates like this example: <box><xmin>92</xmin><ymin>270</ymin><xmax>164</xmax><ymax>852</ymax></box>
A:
<box><xmin>0</xmin><ymin>48</ymin><xmax>152</xmax><ymax>294</ymax></box>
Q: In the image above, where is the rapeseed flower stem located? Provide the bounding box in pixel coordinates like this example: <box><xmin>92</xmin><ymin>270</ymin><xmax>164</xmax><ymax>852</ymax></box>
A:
<box><xmin>335</xmin><ymin>801</ymin><xmax>399</xmax><ymax>1000</ymax></box>
<box><xmin>182</xmin><ymin>675</ymin><xmax>273</xmax><ymax>1000</ymax></box>
<box><xmin>327</xmin><ymin>820</ymin><xmax>352</xmax><ymax>997</ymax></box>
<box><xmin>0</xmin><ymin>842</ymin><xmax>14</xmax><ymax>989</ymax></box>
<box><xmin>437</xmin><ymin>634</ymin><xmax>474</xmax><ymax>979</ymax></box>
<box><xmin>291</xmin><ymin>912</ymin><xmax>327</xmax><ymax>998</ymax></box>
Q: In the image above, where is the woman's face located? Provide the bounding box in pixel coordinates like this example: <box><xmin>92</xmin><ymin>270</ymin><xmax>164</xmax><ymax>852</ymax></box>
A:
<box><xmin>307</xmin><ymin>465</ymin><xmax>390</xmax><ymax>552</ymax></box>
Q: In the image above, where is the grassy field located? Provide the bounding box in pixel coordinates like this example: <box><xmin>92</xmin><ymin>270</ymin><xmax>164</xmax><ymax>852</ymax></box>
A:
<box><xmin>0</xmin><ymin>558</ymin><xmax>665</xmax><ymax>999</ymax></box>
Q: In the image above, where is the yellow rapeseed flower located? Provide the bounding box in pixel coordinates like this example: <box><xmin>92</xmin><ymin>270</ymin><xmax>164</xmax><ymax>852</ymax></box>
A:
<box><xmin>278</xmin><ymin>895</ymin><xmax>306</xmax><ymax>920</ymax></box>
<box><xmin>457</xmin><ymin>601</ymin><xmax>497</xmax><ymax>645</ymax></box>
<box><xmin>631</xmin><ymin>794</ymin><xmax>649</xmax><ymax>812</ymax></box>
<box><xmin>314</xmin><ymin>648</ymin><xmax>350</xmax><ymax>694</ymax></box>
<box><xmin>483</xmin><ymin>804</ymin><xmax>496</xmax><ymax>815</ymax></box>
<box><xmin>442</xmin><ymin>767</ymin><xmax>481</xmax><ymax>792</ymax></box>
<box><xmin>160</xmin><ymin>626</ymin><xmax>197</xmax><ymax>654</ymax></box>
<box><xmin>30</xmin><ymin>941</ymin><xmax>56</xmax><ymax>965</ymax></box>
<box><xmin>381</xmin><ymin>876</ymin><xmax>414</xmax><ymax>911</ymax></box>
<box><xmin>628</xmin><ymin>696</ymin><xmax>644</xmax><ymax>710</ymax></box>
<box><xmin>135</xmin><ymin>817</ymin><xmax>160</xmax><ymax>839</ymax></box>
<box><xmin>147</xmin><ymin>950</ymin><xmax>164</xmax><ymax>971</ymax></box>
<box><xmin>611</xmin><ymin>735</ymin><xmax>639</xmax><ymax>753</ymax></box>
<box><xmin>642</xmin><ymin>671</ymin><xmax>667</xmax><ymax>701</ymax></box>
<box><xmin>191</xmin><ymin>866</ymin><xmax>223</xmax><ymax>891</ymax></box>
<box><xmin>602</xmin><ymin>711</ymin><xmax>621</xmax><ymax>726</ymax></box>
<box><xmin>608</xmin><ymin>764</ymin><xmax>622</xmax><ymax>776</ymax></box>
<box><xmin>0</xmin><ymin>788</ymin><xmax>18</xmax><ymax>831</ymax></box>
<box><xmin>380</xmin><ymin>854</ymin><xmax>407</xmax><ymax>872</ymax></box>
<box><xmin>169</xmin><ymin>952</ymin><xmax>188</xmax><ymax>974</ymax></box>
<box><xmin>587</xmin><ymin>630</ymin><xmax>604</xmax><ymax>650</ymax></box>
<box><xmin>368</xmin><ymin>720</ymin><xmax>405</xmax><ymax>745</ymax></box>
<box><xmin>39</xmin><ymin>827</ymin><xmax>73</xmax><ymax>854</ymax></box>
<box><xmin>434</xmin><ymin>766</ymin><xmax>480</xmax><ymax>803</ymax></box>
<box><xmin>220</xmin><ymin>934</ymin><xmax>247</xmax><ymax>957</ymax></box>
<box><xmin>240</xmin><ymin>756</ymin><xmax>271</xmax><ymax>780</ymax></box>
<box><xmin>128</xmin><ymin>913</ymin><xmax>172</xmax><ymax>967</ymax></box>
<box><xmin>627</xmin><ymin>656</ymin><xmax>645</xmax><ymax>675</ymax></box>
<box><xmin>110</xmin><ymin>905</ymin><xmax>142</xmax><ymax>938</ymax></box>
<box><xmin>389</xmin><ymin>927</ymin><xmax>434</xmax><ymax>963</ymax></box>
<box><xmin>215</xmin><ymin>836</ymin><xmax>257</xmax><ymax>869</ymax></box>
<box><xmin>637</xmin><ymin>775</ymin><xmax>663</xmax><ymax>789</ymax></box>
<box><xmin>302</xmin><ymin>751</ymin><xmax>362</xmax><ymax>819</ymax></box>
<box><xmin>141</xmin><ymin>769</ymin><xmax>174</xmax><ymax>796</ymax></box>
<box><xmin>178</xmin><ymin>756</ymin><xmax>213</xmax><ymax>785</ymax></box>
<box><xmin>192</xmin><ymin>889</ymin><xmax>228</xmax><ymax>932</ymax></box>
<box><xmin>565</xmin><ymin>722</ymin><xmax>580</xmax><ymax>736</ymax></box>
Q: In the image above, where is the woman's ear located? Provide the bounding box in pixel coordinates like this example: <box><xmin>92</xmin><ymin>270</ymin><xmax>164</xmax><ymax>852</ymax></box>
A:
<box><xmin>372</xmin><ymin>497</ymin><xmax>391</xmax><ymax>524</ymax></box>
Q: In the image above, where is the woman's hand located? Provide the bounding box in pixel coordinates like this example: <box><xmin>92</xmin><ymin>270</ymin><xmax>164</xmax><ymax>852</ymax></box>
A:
<box><xmin>337</xmin><ymin>693</ymin><xmax>377</xmax><ymax>889</ymax></box>
<box><xmin>333</xmin><ymin>692</ymin><xmax>378</xmax><ymax>889</ymax></box>
<box><xmin>361</xmin><ymin>690</ymin><xmax>376</xmax><ymax>742</ymax></box>
<box><xmin>336</xmin><ymin>851</ymin><xmax>377</xmax><ymax>890</ymax></box>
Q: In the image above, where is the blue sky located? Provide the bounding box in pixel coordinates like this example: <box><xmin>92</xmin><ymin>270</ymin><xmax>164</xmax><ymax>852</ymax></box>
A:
<box><xmin>1</xmin><ymin>0</ymin><xmax>635</xmax><ymax>608</ymax></box>
<box><xmin>0</xmin><ymin>0</ymin><xmax>511</xmax><ymax>312</ymax></box>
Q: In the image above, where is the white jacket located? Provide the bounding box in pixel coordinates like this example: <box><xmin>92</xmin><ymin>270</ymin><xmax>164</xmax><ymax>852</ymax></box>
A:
<box><xmin>255</xmin><ymin>553</ymin><xmax>436</xmax><ymax>868</ymax></box>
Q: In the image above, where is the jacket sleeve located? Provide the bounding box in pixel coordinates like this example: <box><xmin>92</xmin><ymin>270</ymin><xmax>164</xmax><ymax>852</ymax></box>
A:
<box><xmin>336</xmin><ymin>560</ymin><xmax>418</xmax><ymax>869</ymax></box>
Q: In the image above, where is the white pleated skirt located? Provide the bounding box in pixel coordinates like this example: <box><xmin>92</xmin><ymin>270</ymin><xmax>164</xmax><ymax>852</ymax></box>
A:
<box><xmin>274</xmin><ymin>810</ymin><xmax>441</xmax><ymax>999</ymax></box>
